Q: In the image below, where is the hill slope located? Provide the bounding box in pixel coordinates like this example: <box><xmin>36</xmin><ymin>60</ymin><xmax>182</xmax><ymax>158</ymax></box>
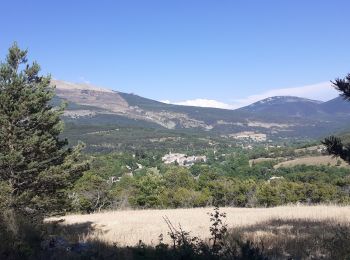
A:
<box><xmin>320</xmin><ymin>96</ymin><xmax>350</xmax><ymax>115</ymax></box>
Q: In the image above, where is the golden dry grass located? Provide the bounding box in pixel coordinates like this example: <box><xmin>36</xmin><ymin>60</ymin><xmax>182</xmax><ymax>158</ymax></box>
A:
<box><xmin>273</xmin><ymin>155</ymin><xmax>349</xmax><ymax>169</ymax></box>
<box><xmin>48</xmin><ymin>205</ymin><xmax>350</xmax><ymax>246</ymax></box>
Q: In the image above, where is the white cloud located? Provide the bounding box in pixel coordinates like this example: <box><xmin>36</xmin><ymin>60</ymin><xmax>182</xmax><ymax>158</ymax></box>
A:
<box><xmin>161</xmin><ymin>82</ymin><xmax>339</xmax><ymax>110</ymax></box>
<box><xmin>160</xmin><ymin>98</ymin><xmax>234</xmax><ymax>109</ymax></box>
<box><xmin>78</xmin><ymin>76</ymin><xmax>91</xmax><ymax>84</ymax></box>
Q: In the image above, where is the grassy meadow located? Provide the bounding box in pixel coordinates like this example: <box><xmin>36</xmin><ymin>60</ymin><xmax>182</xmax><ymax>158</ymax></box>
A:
<box><xmin>49</xmin><ymin>205</ymin><xmax>350</xmax><ymax>246</ymax></box>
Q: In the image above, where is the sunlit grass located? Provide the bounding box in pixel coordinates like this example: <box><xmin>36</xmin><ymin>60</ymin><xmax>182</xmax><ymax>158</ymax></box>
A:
<box><xmin>48</xmin><ymin>205</ymin><xmax>350</xmax><ymax>246</ymax></box>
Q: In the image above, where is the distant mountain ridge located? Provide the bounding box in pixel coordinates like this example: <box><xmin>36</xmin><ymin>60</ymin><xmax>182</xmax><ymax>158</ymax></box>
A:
<box><xmin>239</xmin><ymin>96</ymin><xmax>326</xmax><ymax>118</ymax></box>
<box><xmin>249</xmin><ymin>96</ymin><xmax>323</xmax><ymax>105</ymax></box>
<box><xmin>321</xmin><ymin>96</ymin><xmax>350</xmax><ymax>115</ymax></box>
<box><xmin>52</xmin><ymin>80</ymin><xmax>350</xmax><ymax>140</ymax></box>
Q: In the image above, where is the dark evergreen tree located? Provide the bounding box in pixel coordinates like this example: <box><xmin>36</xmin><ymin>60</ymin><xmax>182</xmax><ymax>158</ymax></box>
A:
<box><xmin>323</xmin><ymin>73</ymin><xmax>350</xmax><ymax>163</ymax></box>
<box><xmin>0</xmin><ymin>43</ymin><xmax>88</xmax><ymax>218</ymax></box>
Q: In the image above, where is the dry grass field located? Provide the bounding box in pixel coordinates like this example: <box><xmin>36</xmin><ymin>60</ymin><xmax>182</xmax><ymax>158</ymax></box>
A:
<box><xmin>48</xmin><ymin>205</ymin><xmax>350</xmax><ymax>246</ymax></box>
<box><xmin>273</xmin><ymin>155</ymin><xmax>349</xmax><ymax>169</ymax></box>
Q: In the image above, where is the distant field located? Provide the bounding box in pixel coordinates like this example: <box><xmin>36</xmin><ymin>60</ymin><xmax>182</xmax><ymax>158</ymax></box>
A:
<box><xmin>273</xmin><ymin>155</ymin><xmax>349</xmax><ymax>168</ymax></box>
<box><xmin>249</xmin><ymin>157</ymin><xmax>278</xmax><ymax>166</ymax></box>
<box><xmin>294</xmin><ymin>145</ymin><xmax>325</xmax><ymax>153</ymax></box>
<box><xmin>49</xmin><ymin>205</ymin><xmax>350</xmax><ymax>246</ymax></box>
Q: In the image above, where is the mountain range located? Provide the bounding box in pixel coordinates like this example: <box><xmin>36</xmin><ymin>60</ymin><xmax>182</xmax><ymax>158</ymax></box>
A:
<box><xmin>52</xmin><ymin>79</ymin><xmax>350</xmax><ymax>147</ymax></box>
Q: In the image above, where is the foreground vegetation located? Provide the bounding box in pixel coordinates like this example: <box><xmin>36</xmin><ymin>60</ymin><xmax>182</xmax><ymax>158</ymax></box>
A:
<box><xmin>0</xmin><ymin>44</ymin><xmax>88</xmax><ymax>260</ymax></box>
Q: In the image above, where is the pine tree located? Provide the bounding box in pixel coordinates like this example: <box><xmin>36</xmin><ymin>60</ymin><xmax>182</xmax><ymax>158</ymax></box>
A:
<box><xmin>322</xmin><ymin>74</ymin><xmax>350</xmax><ymax>163</ymax></box>
<box><xmin>0</xmin><ymin>43</ymin><xmax>88</xmax><ymax>218</ymax></box>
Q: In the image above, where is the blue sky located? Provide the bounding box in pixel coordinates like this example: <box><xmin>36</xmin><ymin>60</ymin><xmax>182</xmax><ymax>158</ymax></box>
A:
<box><xmin>1</xmin><ymin>0</ymin><xmax>349</xmax><ymax>108</ymax></box>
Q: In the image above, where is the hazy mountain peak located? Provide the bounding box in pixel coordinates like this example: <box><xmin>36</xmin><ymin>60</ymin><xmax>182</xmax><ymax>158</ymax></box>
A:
<box><xmin>252</xmin><ymin>96</ymin><xmax>323</xmax><ymax>106</ymax></box>
<box><xmin>238</xmin><ymin>96</ymin><xmax>327</xmax><ymax>119</ymax></box>
<box><xmin>52</xmin><ymin>79</ymin><xmax>114</xmax><ymax>93</ymax></box>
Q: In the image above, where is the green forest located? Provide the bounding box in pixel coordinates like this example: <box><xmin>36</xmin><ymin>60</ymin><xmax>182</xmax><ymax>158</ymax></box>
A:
<box><xmin>72</xmin><ymin>151</ymin><xmax>350</xmax><ymax>212</ymax></box>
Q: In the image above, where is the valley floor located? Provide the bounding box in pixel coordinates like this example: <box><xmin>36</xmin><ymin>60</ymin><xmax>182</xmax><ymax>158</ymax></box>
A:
<box><xmin>49</xmin><ymin>205</ymin><xmax>350</xmax><ymax>246</ymax></box>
